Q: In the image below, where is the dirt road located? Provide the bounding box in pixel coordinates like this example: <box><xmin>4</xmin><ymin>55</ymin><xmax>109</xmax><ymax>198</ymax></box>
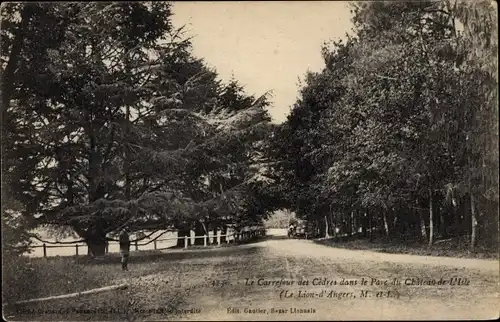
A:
<box><xmin>124</xmin><ymin>234</ymin><xmax>498</xmax><ymax>321</ymax></box>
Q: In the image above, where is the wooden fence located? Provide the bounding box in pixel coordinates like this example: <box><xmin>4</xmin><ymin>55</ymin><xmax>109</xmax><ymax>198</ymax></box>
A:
<box><xmin>31</xmin><ymin>228</ymin><xmax>266</xmax><ymax>258</ymax></box>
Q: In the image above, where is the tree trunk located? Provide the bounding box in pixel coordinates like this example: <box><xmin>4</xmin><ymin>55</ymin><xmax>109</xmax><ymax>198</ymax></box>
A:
<box><xmin>393</xmin><ymin>212</ymin><xmax>400</xmax><ymax>240</ymax></box>
<box><xmin>362</xmin><ymin>211</ymin><xmax>367</xmax><ymax>237</ymax></box>
<box><xmin>350</xmin><ymin>211</ymin><xmax>355</xmax><ymax>236</ymax></box>
<box><xmin>123</xmin><ymin>46</ymin><xmax>134</xmax><ymax>202</ymax></box>
<box><xmin>378</xmin><ymin>212</ymin><xmax>384</xmax><ymax>237</ymax></box>
<box><xmin>176</xmin><ymin>230</ymin><xmax>183</xmax><ymax>248</ymax></box>
<box><xmin>318</xmin><ymin>217</ymin><xmax>326</xmax><ymax>238</ymax></box>
<box><xmin>439</xmin><ymin>206</ymin><xmax>447</xmax><ymax>238</ymax></box>
<box><xmin>470</xmin><ymin>193</ymin><xmax>477</xmax><ymax>252</ymax></box>
<box><xmin>324</xmin><ymin>215</ymin><xmax>330</xmax><ymax>239</ymax></box>
<box><xmin>201</xmin><ymin>220</ymin><xmax>210</xmax><ymax>245</ymax></box>
<box><xmin>87</xmin><ymin>241</ymin><xmax>106</xmax><ymax>257</ymax></box>
<box><xmin>212</xmin><ymin>225</ymin><xmax>218</xmax><ymax>244</ymax></box>
<box><xmin>86</xmin><ymin>232</ymin><xmax>107</xmax><ymax>257</ymax></box>
<box><xmin>85</xmin><ymin>217</ymin><xmax>107</xmax><ymax>257</ymax></box>
<box><xmin>428</xmin><ymin>190</ymin><xmax>434</xmax><ymax>246</ymax></box>
<box><xmin>194</xmin><ymin>221</ymin><xmax>205</xmax><ymax>245</ymax></box>
<box><xmin>124</xmin><ymin>105</ymin><xmax>131</xmax><ymax>201</ymax></box>
<box><xmin>220</xmin><ymin>224</ymin><xmax>228</xmax><ymax>243</ymax></box>
<box><xmin>331</xmin><ymin>213</ymin><xmax>337</xmax><ymax>238</ymax></box>
<box><xmin>383</xmin><ymin>211</ymin><xmax>390</xmax><ymax>237</ymax></box>
<box><xmin>419</xmin><ymin>209</ymin><xmax>427</xmax><ymax>241</ymax></box>
<box><xmin>177</xmin><ymin>227</ymin><xmax>191</xmax><ymax>247</ymax></box>
<box><xmin>461</xmin><ymin>200</ymin><xmax>469</xmax><ymax>235</ymax></box>
<box><xmin>450</xmin><ymin>203</ymin><xmax>458</xmax><ymax>236</ymax></box>
<box><xmin>368</xmin><ymin>211</ymin><xmax>373</xmax><ymax>242</ymax></box>
<box><xmin>327</xmin><ymin>205</ymin><xmax>333</xmax><ymax>238</ymax></box>
<box><xmin>354</xmin><ymin>210</ymin><xmax>358</xmax><ymax>235</ymax></box>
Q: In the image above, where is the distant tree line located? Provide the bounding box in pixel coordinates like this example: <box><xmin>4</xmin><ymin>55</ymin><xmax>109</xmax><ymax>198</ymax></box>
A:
<box><xmin>264</xmin><ymin>210</ymin><xmax>294</xmax><ymax>229</ymax></box>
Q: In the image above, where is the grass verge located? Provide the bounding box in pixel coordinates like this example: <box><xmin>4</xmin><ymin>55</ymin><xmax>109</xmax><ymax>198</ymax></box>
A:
<box><xmin>2</xmin><ymin>242</ymin><xmax>267</xmax><ymax>321</ymax></box>
<box><xmin>2</xmin><ymin>251</ymin><xmax>186</xmax><ymax>321</ymax></box>
<box><xmin>313</xmin><ymin>236</ymin><xmax>498</xmax><ymax>259</ymax></box>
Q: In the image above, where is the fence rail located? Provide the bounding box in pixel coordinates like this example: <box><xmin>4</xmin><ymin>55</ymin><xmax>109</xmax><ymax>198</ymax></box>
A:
<box><xmin>30</xmin><ymin>229</ymin><xmax>266</xmax><ymax>258</ymax></box>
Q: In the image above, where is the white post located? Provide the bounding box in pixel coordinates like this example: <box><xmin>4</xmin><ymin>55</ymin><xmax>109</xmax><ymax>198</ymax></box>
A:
<box><xmin>184</xmin><ymin>235</ymin><xmax>188</xmax><ymax>249</ymax></box>
<box><xmin>226</xmin><ymin>234</ymin><xmax>230</xmax><ymax>243</ymax></box>
<box><xmin>217</xmin><ymin>234</ymin><xmax>221</xmax><ymax>246</ymax></box>
<box><xmin>203</xmin><ymin>235</ymin><xmax>207</xmax><ymax>247</ymax></box>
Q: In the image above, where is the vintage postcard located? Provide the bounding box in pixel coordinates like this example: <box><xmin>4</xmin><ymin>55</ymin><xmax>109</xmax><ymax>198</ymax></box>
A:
<box><xmin>1</xmin><ymin>1</ymin><xmax>498</xmax><ymax>321</ymax></box>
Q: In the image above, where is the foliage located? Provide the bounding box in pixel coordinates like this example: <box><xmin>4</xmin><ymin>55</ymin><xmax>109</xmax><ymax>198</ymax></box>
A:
<box><xmin>264</xmin><ymin>210</ymin><xmax>294</xmax><ymax>229</ymax></box>
<box><xmin>1</xmin><ymin>2</ymin><xmax>272</xmax><ymax>254</ymax></box>
<box><xmin>269</xmin><ymin>0</ymin><xmax>498</xmax><ymax>249</ymax></box>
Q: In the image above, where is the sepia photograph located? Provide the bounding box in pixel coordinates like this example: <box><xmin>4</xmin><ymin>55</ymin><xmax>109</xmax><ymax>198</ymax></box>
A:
<box><xmin>1</xmin><ymin>1</ymin><xmax>498</xmax><ymax>321</ymax></box>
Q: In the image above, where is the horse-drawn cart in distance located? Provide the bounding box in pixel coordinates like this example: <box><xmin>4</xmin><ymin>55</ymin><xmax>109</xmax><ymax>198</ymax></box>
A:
<box><xmin>287</xmin><ymin>219</ymin><xmax>313</xmax><ymax>239</ymax></box>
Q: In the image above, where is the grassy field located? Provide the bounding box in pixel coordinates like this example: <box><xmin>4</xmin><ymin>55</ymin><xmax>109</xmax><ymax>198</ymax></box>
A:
<box><xmin>3</xmin><ymin>250</ymin><xmax>177</xmax><ymax>321</ymax></box>
<box><xmin>3</xmin><ymin>239</ymin><xmax>266</xmax><ymax>321</ymax></box>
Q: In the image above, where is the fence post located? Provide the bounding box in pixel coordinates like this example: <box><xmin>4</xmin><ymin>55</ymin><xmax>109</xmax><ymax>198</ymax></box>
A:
<box><xmin>43</xmin><ymin>243</ymin><xmax>47</xmax><ymax>258</ymax></box>
<box><xmin>154</xmin><ymin>240</ymin><xmax>157</xmax><ymax>250</ymax></box>
<box><xmin>227</xmin><ymin>235</ymin><xmax>230</xmax><ymax>243</ymax></box>
<box><xmin>135</xmin><ymin>240</ymin><xmax>138</xmax><ymax>251</ymax></box>
<box><xmin>105</xmin><ymin>243</ymin><xmax>109</xmax><ymax>254</ymax></box>
<box><xmin>203</xmin><ymin>235</ymin><xmax>207</xmax><ymax>247</ymax></box>
<box><xmin>184</xmin><ymin>235</ymin><xmax>188</xmax><ymax>249</ymax></box>
<box><xmin>76</xmin><ymin>244</ymin><xmax>79</xmax><ymax>256</ymax></box>
<box><xmin>217</xmin><ymin>234</ymin><xmax>221</xmax><ymax>246</ymax></box>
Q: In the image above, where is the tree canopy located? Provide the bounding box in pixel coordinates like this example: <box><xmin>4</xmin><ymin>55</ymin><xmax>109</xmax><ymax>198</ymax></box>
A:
<box><xmin>1</xmin><ymin>2</ymin><xmax>273</xmax><ymax>255</ymax></box>
<box><xmin>268</xmin><ymin>0</ymin><xmax>498</xmax><ymax>250</ymax></box>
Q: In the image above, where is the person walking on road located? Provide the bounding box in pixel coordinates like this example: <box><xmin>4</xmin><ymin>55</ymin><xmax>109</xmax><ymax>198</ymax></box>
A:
<box><xmin>119</xmin><ymin>228</ymin><xmax>130</xmax><ymax>271</ymax></box>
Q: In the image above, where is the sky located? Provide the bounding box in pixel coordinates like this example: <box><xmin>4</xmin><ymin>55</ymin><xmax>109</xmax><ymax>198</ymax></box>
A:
<box><xmin>171</xmin><ymin>1</ymin><xmax>354</xmax><ymax>123</ymax></box>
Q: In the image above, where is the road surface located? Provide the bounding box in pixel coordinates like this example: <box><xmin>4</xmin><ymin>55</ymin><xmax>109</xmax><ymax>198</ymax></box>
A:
<box><xmin>121</xmin><ymin>232</ymin><xmax>498</xmax><ymax>321</ymax></box>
